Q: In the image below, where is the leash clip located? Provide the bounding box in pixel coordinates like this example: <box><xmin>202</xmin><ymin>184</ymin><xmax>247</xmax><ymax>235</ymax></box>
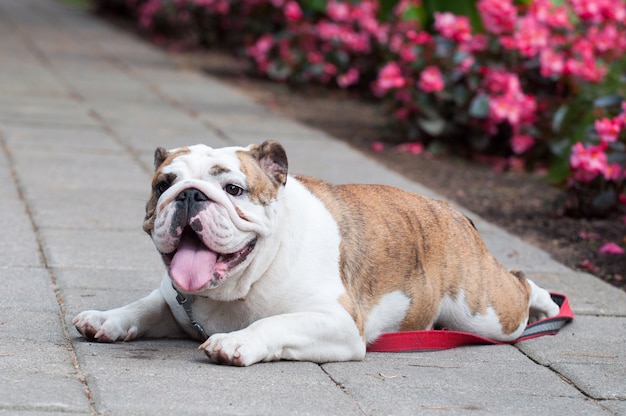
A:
<box><xmin>173</xmin><ymin>285</ymin><xmax>209</xmax><ymax>342</ymax></box>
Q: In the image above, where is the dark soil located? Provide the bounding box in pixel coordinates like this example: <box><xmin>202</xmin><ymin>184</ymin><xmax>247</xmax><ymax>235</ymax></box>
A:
<box><xmin>90</xmin><ymin>0</ymin><xmax>624</xmax><ymax>291</ymax></box>
<box><xmin>169</xmin><ymin>50</ymin><xmax>625</xmax><ymax>291</ymax></box>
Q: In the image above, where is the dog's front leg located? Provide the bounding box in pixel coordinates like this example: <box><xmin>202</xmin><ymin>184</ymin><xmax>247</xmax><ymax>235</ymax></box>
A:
<box><xmin>73</xmin><ymin>289</ymin><xmax>184</xmax><ymax>342</ymax></box>
<box><xmin>199</xmin><ymin>311</ymin><xmax>365</xmax><ymax>366</ymax></box>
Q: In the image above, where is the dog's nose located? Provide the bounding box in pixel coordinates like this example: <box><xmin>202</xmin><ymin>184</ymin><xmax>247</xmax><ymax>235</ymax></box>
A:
<box><xmin>176</xmin><ymin>188</ymin><xmax>209</xmax><ymax>203</ymax></box>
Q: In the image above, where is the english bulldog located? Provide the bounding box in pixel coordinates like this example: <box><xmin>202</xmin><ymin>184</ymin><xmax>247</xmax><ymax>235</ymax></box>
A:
<box><xmin>73</xmin><ymin>141</ymin><xmax>560</xmax><ymax>366</ymax></box>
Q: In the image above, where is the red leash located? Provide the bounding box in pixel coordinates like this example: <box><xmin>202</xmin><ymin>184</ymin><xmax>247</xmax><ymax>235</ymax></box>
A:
<box><xmin>367</xmin><ymin>293</ymin><xmax>573</xmax><ymax>352</ymax></box>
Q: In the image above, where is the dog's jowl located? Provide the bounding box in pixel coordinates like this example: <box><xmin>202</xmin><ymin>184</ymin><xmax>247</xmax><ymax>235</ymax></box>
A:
<box><xmin>73</xmin><ymin>141</ymin><xmax>560</xmax><ymax>366</ymax></box>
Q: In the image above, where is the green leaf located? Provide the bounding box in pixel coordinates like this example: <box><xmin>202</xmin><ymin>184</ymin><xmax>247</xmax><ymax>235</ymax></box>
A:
<box><xmin>402</xmin><ymin>4</ymin><xmax>425</xmax><ymax>23</ymax></box>
<box><xmin>427</xmin><ymin>140</ymin><xmax>448</xmax><ymax>155</ymax></box>
<box><xmin>452</xmin><ymin>84</ymin><xmax>470</xmax><ymax>106</ymax></box>
<box><xmin>468</xmin><ymin>93</ymin><xmax>490</xmax><ymax>119</ymax></box>
<box><xmin>469</xmin><ymin>133</ymin><xmax>490</xmax><ymax>151</ymax></box>
<box><xmin>546</xmin><ymin>156</ymin><xmax>571</xmax><ymax>184</ymax></box>
<box><xmin>551</xmin><ymin>105</ymin><xmax>568</xmax><ymax>133</ymax></box>
<box><xmin>592</xmin><ymin>190</ymin><xmax>617</xmax><ymax>214</ymax></box>
<box><xmin>593</xmin><ymin>94</ymin><xmax>623</xmax><ymax>108</ymax></box>
<box><xmin>549</xmin><ymin>138</ymin><xmax>574</xmax><ymax>158</ymax></box>
<box><xmin>418</xmin><ymin>117</ymin><xmax>446</xmax><ymax>136</ymax></box>
<box><xmin>378</xmin><ymin>0</ymin><xmax>397</xmax><ymax>21</ymax></box>
<box><xmin>302</xmin><ymin>0</ymin><xmax>326</xmax><ymax>13</ymax></box>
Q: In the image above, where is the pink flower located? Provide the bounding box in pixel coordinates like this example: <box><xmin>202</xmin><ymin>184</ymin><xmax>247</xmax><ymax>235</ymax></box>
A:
<box><xmin>579</xmin><ymin>229</ymin><xmax>602</xmax><ymax>240</ymax></box>
<box><xmin>511</xmin><ymin>135</ymin><xmax>535</xmax><ymax>154</ymax></box>
<box><xmin>418</xmin><ymin>66</ymin><xmax>445</xmax><ymax>93</ymax></box>
<box><xmin>326</xmin><ymin>0</ymin><xmax>350</xmax><ymax>22</ymax></box>
<box><xmin>337</xmin><ymin>68</ymin><xmax>360</xmax><ymax>88</ymax></box>
<box><xmin>371</xmin><ymin>141</ymin><xmax>384</xmax><ymax>153</ymax></box>
<box><xmin>477</xmin><ymin>0</ymin><xmax>517</xmax><ymax>35</ymax></box>
<box><xmin>578</xmin><ymin>259</ymin><xmax>599</xmax><ymax>272</ymax></box>
<box><xmin>482</xmin><ymin>70</ymin><xmax>536</xmax><ymax>127</ymax></box>
<box><xmin>284</xmin><ymin>1</ymin><xmax>303</xmax><ymax>21</ymax></box>
<box><xmin>397</xmin><ymin>142</ymin><xmax>424</xmax><ymax>155</ymax></box>
<box><xmin>568</xmin><ymin>0</ymin><xmax>624</xmax><ymax>23</ymax></box>
<box><xmin>569</xmin><ymin>142</ymin><xmax>609</xmax><ymax>183</ymax></box>
<box><xmin>599</xmin><ymin>242</ymin><xmax>625</xmax><ymax>255</ymax></box>
<box><xmin>540</xmin><ymin>49</ymin><xmax>565</xmax><ymax>77</ymax></box>
<box><xmin>406</xmin><ymin>30</ymin><xmax>432</xmax><ymax>45</ymax></box>
<box><xmin>374</xmin><ymin>62</ymin><xmax>406</xmax><ymax>95</ymax></box>
<box><xmin>595</xmin><ymin>117</ymin><xmax>621</xmax><ymax>142</ymax></box>
<box><xmin>513</xmin><ymin>16</ymin><xmax>549</xmax><ymax>57</ymax></box>
<box><xmin>246</xmin><ymin>34</ymin><xmax>274</xmax><ymax>71</ymax></box>
<box><xmin>566</xmin><ymin>58</ymin><xmax>607</xmax><ymax>82</ymax></box>
<box><xmin>603</xmin><ymin>163</ymin><xmax>622</xmax><ymax>181</ymax></box>
<box><xmin>434</xmin><ymin>12</ymin><xmax>472</xmax><ymax>43</ymax></box>
<box><xmin>457</xmin><ymin>56</ymin><xmax>475</xmax><ymax>73</ymax></box>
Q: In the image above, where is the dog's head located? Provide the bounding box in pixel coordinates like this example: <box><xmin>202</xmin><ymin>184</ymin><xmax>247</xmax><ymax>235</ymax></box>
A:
<box><xmin>143</xmin><ymin>141</ymin><xmax>288</xmax><ymax>298</ymax></box>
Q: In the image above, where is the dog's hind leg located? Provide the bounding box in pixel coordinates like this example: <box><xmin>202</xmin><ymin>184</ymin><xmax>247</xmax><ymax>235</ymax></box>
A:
<box><xmin>526</xmin><ymin>279</ymin><xmax>560</xmax><ymax>323</ymax></box>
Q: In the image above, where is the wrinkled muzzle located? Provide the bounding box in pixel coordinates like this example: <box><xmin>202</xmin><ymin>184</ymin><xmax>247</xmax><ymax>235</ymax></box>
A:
<box><xmin>151</xmin><ymin>181</ymin><xmax>258</xmax><ymax>292</ymax></box>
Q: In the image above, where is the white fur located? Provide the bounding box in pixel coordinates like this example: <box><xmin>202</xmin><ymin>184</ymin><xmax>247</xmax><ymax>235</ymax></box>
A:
<box><xmin>73</xmin><ymin>148</ymin><xmax>366</xmax><ymax>365</ymax></box>
<box><xmin>434</xmin><ymin>290</ymin><xmax>526</xmax><ymax>342</ymax></box>
<box><xmin>527</xmin><ymin>279</ymin><xmax>560</xmax><ymax>323</ymax></box>
<box><xmin>364</xmin><ymin>291</ymin><xmax>411</xmax><ymax>343</ymax></box>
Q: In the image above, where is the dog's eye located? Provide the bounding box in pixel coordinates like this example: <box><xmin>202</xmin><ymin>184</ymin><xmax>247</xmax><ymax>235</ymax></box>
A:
<box><xmin>224</xmin><ymin>184</ymin><xmax>244</xmax><ymax>197</ymax></box>
<box><xmin>155</xmin><ymin>181</ymin><xmax>170</xmax><ymax>196</ymax></box>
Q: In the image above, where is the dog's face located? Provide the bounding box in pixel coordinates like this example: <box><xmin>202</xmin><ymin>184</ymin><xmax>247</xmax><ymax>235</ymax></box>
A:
<box><xmin>143</xmin><ymin>141</ymin><xmax>288</xmax><ymax>296</ymax></box>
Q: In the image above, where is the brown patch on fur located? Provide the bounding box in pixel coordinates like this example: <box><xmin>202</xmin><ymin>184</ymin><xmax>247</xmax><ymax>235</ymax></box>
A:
<box><xmin>210</xmin><ymin>165</ymin><xmax>231</xmax><ymax>176</ymax></box>
<box><xmin>295</xmin><ymin>175</ymin><xmax>532</xmax><ymax>338</ymax></box>
<box><xmin>143</xmin><ymin>147</ymin><xmax>191</xmax><ymax>235</ymax></box>
<box><xmin>236</xmin><ymin>142</ymin><xmax>287</xmax><ymax>205</ymax></box>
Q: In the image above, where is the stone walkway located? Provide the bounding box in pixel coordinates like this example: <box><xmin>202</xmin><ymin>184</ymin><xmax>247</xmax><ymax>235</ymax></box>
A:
<box><xmin>0</xmin><ymin>1</ymin><xmax>624</xmax><ymax>414</ymax></box>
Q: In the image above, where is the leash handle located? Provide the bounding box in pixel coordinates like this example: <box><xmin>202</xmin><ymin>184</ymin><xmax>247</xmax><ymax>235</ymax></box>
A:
<box><xmin>367</xmin><ymin>293</ymin><xmax>573</xmax><ymax>353</ymax></box>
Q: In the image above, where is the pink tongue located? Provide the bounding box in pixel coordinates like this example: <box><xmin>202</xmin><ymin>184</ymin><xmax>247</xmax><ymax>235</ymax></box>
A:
<box><xmin>169</xmin><ymin>231</ymin><xmax>217</xmax><ymax>292</ymax></box>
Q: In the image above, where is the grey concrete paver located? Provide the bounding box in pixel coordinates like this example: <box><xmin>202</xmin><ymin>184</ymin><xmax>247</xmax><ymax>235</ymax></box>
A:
<box><xmin>76</xmin><ymin>341</ymin><xmax>364</xmax><ymax>416</ymax></box>
<box><xmin>518</xmin><ymin>315</ymin><xmax>626</xmax><ymax>400</ymax></box>
<box><xmin>40</xmin><ymin>228</ymin><xmax>161</xmax><ymax>270</ymax></box>
<box><xmin>0</xmin><ymin>0</ymin><xmax>624</xmax><ymax>414</ymax></box>
<box><xmin>323</xmin><ymin>348</ymin><xmax>609</xmax><ymax>415</ymax></box>
<box><xmin>1</xmin><ymin>267</ymin><xmax>91</xmax><ymax>414</ymax></box>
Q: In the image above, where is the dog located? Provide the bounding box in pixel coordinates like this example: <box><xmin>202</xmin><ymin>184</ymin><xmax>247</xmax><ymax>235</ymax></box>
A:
<box><xmin>73</xmin><ymin>140</ymin><xmax>560</xmax><ymax>366</ymax></box>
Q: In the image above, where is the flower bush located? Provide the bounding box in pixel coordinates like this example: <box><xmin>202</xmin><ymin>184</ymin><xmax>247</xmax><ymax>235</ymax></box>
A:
<box><xmin>246</xmin><ymin>0</ymin><xmax>388</xmax><ymax>86</ymax></box>
<box><xmin>370</xmin><ymin>0</ymin><xmax>626</xmax><ymax>220</ymax></box>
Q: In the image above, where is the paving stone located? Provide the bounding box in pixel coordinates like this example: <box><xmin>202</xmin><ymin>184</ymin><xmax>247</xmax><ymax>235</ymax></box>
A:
<box><xmin>115</xmin><ymin>125</ymin><xmax>229</xmax><ymax>154</ymax></box>
<box><xmin>0</xmin><ymin>199</ymin><xmax>42</xmax><ymax>267</ymax></box>
<box><xmin>517</xmin><ymin>315</ymin><xmax>626</xmax><ymax>400</ymax></box>
<box><xmin>601</xmin><ymin>399</ymin><xmax>626</xmax><ymax>415</ymax></box>
<box><xmin>1</xmin><ymin>267</ymin><xmax>58</xmax><ymax>313</ymax></box>
<box><xmin>1</xmin><ymin>124</ymin><xmax>123</xmax><ymax>153</ymax></box>
<box><xmin>73</xmin><ymin>340</ymin><xmax>363</xmax><ymax>416</ymax></box>
<box><xmin>527</xmin><ymin>271</ymin><xmax>626</xmax><ymax>316</ymax></box>
<box><xmin>39</xmin><ymin>228</ymin><xmax>162</xmax><ymax>270</ymax></box>
<box><xmin>12</xmin><ymin>149</ymin><xmax>149</xmax><ymax>193</ymax></box>
<box><xmin>54</xmin><ymin>267</ymin><xmax>165</xmax><ymax>313</ymax></box>
<box><xmin>323</xmin><ymin>347</ymin><xmax>607</xmax><ymax>415</ymax></box>
<box><xmin>0</xmin><ymin>340</ymin><xmax>91</xmax><ymax>414</ymax></box>
<box><xmin>27</xmin><ymin>188</ymin><xmax>149</xmax><ymax>231</ymax></box>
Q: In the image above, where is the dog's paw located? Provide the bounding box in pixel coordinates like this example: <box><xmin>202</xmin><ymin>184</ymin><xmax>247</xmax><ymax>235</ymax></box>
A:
<box><xmin>199</xmin><ymin>332</ymin><xmax>269</xmax><ymax>367</ymax></box>
<box><xmin>72</xmin><ymin>310</ymin><xmax>138</xmax><ymax>342</ymax></box>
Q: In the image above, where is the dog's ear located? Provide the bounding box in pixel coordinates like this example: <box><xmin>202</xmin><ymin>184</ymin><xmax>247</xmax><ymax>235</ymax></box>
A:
<box><xmin>250</xmin><ymin>141</ymin><xmax>288</xmax><ymax>186</ymax></box>
<box><xmin>153</xmin><ymin>147</ymin><xmax>168</xmax><ymax>171</ymax></box>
